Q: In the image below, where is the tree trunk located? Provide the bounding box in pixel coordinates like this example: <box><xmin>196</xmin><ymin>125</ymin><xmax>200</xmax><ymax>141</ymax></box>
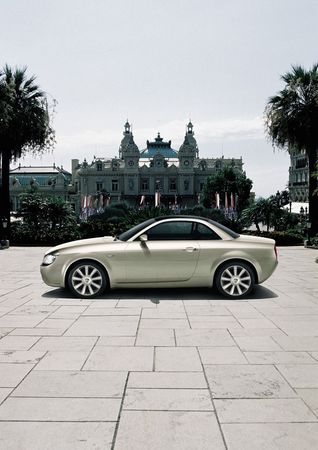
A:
<box><xmin>308</xmin><ymin>150</ymin><xmax>318</xmax><ymax>237</ymax></box>
<box><xmin>0</xmin><ymin>151</ymin><xmax>11</xmax><ymax>241</ymax></box>
<box><xmin>254</xmin><ymin>221</ymin><xmax>260</xmax><ymax>233</ymax></box>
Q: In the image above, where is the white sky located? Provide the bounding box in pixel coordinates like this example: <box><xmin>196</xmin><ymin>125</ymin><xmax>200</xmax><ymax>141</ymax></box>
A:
<box><xmin>1</xmin><ymin>0</ymin><xmax>317</xmax><ymax>197</ymax></box>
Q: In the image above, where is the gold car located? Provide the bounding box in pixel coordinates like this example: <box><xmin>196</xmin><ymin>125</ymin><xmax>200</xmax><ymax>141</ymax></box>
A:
<box><xmin>40</xmin><ymin>216</ymin><xmax>278</xmax><ymax>299</ymax></box>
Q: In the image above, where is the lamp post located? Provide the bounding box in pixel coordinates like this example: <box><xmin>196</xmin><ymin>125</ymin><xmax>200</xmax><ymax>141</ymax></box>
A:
<box><xmin>0</xmin><ymin>218</ymin><xmax>9</xmax><ymax>249</ymax></box>
<box><xmin>306</xmin><ymin>220</ymin><xmax>312</xmax><ymax>246</ymax></box>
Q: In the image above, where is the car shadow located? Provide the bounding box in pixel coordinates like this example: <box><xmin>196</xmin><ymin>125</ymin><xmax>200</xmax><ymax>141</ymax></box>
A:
<box><xmin>41</xmin><ymin>284</ymin><xmax>277</xmax><ymax>302</ymax></box>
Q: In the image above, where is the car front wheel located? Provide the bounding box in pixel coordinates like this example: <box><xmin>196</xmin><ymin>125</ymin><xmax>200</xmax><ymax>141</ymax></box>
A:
<box><xmin>215</xmin><ymin>261</ymin><xmax>255</xmax><ymax>299</ymax></box>
<box><xmin>68</xmin><ymin>261</ymin><xmax>107</xmax><ymax>298</ymax></box>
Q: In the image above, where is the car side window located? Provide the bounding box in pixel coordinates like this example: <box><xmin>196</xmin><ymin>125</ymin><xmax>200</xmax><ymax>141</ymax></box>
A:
<box><xmin>146</xmin><ymin>221</ymin><xmax>194</xmax><ymax>241</ymax></box>
<box><xmin>194</xmin><ymin>223</ymin><xmax>221</xmax><ymax>240</ymax></box>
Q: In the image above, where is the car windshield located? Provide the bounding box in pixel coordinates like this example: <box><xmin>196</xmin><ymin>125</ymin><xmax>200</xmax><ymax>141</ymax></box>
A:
<box><xmin>118</xmin><ymin>218</ymin><xmax>156</xmax><ymax>241</ymax></box>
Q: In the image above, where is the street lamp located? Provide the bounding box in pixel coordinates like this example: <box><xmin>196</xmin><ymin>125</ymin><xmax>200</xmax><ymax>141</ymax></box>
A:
<box><xmin>0</xmin><ymin>218</ymin><xmax>9</xmax><ymax>250</ymax></box>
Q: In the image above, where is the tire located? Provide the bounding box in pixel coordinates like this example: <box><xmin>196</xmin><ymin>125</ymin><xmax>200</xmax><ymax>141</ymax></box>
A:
<box><xmin>68</xmin><ymin>261</ymin><xmax>107</xmax><ymax>298</ymax></box>
<box><xmin>215</xmin><ymin>261</ymin><xmax>255</xmax><ymax>299</ymax></box>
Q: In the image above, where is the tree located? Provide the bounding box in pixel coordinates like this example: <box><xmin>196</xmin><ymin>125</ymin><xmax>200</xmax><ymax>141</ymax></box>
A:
<box><xmin>202</xmin><ymin>166</ymin><xmax>253</xmax><ymax>213</ymax></box>
<box><xmin>18</xmin><ymin>193</ymin><xmax>77</xmax><ymax>231</ymax></box>
<box><xmin>0</xmin><ymin>65</ymin><xmax>55</xmax><ymax>241</ymax></box>
<box><xmin>265</xmin><ymin>64</ymin><xmax>318</xmax><ymax>236</ymax></box>
<box><xmin>241</xmin><ymin>194</ymin><xmax>298</xmax><ymax>232</ymax></box>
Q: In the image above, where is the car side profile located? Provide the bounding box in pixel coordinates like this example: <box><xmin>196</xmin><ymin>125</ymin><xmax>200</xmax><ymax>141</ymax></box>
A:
<box><xmin>40</xmin><ymin>215</ymin><xmax>278</xmax><ymax>299</ymax></box>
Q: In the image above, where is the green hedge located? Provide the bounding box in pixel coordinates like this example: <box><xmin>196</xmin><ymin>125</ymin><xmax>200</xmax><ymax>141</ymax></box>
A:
<box><xmin>10</xmin><ymin>222</ymin><xmax>81</xmax><ymax>246</ymax></box>
<box><xmin>243</xmin><ymin>230</ymin><xmax>304</xmax><ymax>246</ymax></box>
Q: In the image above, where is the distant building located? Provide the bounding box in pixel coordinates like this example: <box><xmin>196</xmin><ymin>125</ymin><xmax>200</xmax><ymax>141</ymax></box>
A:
<box><xmin>71</xmin><ymin>121</ymin><xmax>244</xmax><ymax>215</ymax></box>
<box><xmin>288</xmin><ymin>150</ymin><xmax>309</xmax><ymax>202</ymax></box>
<box><xmin>8</xmin><ymin>121</ymin><xmax>245</xmax><ymax>216</ymax></box>
<box><xmin>9</xmin><ymin>164</ymin><xmax>71</xmax><ymax>211</ymax></box>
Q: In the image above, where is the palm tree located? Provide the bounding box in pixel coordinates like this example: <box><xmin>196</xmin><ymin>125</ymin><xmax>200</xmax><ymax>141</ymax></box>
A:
<box><xmin>265</xmin><ymin>64</ymin><xmax>318</xmax><ymax>236</ymax></box>
<box><xmin>0</xmin><ymin>65</ymin><xmax>55</xmax><ymax>241</ymax></box>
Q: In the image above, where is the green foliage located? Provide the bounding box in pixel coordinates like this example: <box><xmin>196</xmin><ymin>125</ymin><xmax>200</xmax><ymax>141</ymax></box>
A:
<box><xmin>11</xmin><ymin>193</ymin><xmax>78</xmax><ymax>245</ymax></box>
<box><xmin>202</xmin><ymin>166</ymin><xmax>253</xmax><ymax>212</ymax></box>
<box><xmin>18</xmin><ymin>193</ymin><xmax>77</xmax><ymax>229</ymax></box>
<box><xmin>0</xmin><ymin>65</ymin><xmax>55</xmax><ymax>160</ymax></box>
<box><xmin>308</xmin><ymin>235</ymin><xmax>318</xmax><ymax>248</ymax></box>
<box><xmin>11</xmin><ymin>222</ymin><xmax>80</xmax><ymax>246</ymax></box>
<box><xmin>265</xmin><ymin>63</ymin><xmax>318</xmax><ymax>235</ymax></box>
<box><xmin>79</xmin><ymin>219</ymin><xmax>121</xmax><ymax>240</ymax></box>
<box><xmin>240</xmin><ymin>191</ymin><xmax>295</xmax><ymax>232</ymax></box>
<box><xmin>243</xmin><ymin>230</ymin><xmax>303</xmax><ymax>246</ymax></box>
<box><xmin>0</xmin><ymin>65</ymin><xmax>55</xmax><ymax>239</ymax></box>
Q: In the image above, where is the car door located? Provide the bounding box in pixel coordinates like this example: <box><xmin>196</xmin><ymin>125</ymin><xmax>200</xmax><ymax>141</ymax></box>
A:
<box><xmin>123</xmin><ymin>220</ymin><xmax>200</xmax><ymax>283</ymax></box>
<box><xmin>193</xmin><ymin>222</ymin><xmax>225</xmax><ymax>278</ymax></box>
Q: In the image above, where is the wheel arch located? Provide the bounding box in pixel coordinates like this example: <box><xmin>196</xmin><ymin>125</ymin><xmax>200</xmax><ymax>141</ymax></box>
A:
<box><xmin>212</xmin><ymin>258</ymin><xmax>259</xmax><ymax>287</ymax></box>
<box><xmin>64</xmin><ymin>258</ymin><xmax>111</xmax><ymax>289</ymax></box>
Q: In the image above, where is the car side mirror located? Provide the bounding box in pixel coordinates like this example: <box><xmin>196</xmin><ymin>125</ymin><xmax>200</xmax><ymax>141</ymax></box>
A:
<box><xmin>139</xmin><ymin>234</ymin><xmax>148</xmax><ymax>243</ymax></box>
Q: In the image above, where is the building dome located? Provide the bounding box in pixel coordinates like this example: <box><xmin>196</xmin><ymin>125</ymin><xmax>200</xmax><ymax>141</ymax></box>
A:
<box><xmin>140</xmin><ymin>133</ymin><xmax>178</xmax><ymax>159</ymax></box>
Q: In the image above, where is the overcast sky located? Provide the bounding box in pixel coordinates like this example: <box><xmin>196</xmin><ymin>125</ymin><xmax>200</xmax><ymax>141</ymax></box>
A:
<box><xmin>1</xmin><ymin>0</ymin><xmax>317</xmax><ymax>197</ymax></box>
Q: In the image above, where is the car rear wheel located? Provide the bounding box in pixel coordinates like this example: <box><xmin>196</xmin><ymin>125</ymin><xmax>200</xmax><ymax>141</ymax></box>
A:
<box><xmin>215</xmin><ymin>261</ymin><xmax>255</xmax><ymax>299</ymax></box>
<box><xmin>68</xmin><ymin>262</ymin><xmax>107</xmax><ymax>298</ymax></box>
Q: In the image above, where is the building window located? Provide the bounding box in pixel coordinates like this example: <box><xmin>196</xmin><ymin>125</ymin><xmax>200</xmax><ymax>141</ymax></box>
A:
<box><xmin>96</xmin><ymin>162</ymin><xmax>103</xmax><ymax>171</ymax></box>
<box><xmin>169</xmin><ymin>178</ymin><xmax>177</xmax><ymax>191</ymax></box>
<box><xmin>96</xmin><ymin>182</ymin><xmax>103</xmax><ymax>192</ymax></box>
<box><xmin>140</xmin><ymin>178</ymin><xmax>149</xmax><ymax>191</ymax></box>
<box><xmin>112</xmin><ymin>179</ymin><xmax>119</xmax><ymax>191</ymax></box>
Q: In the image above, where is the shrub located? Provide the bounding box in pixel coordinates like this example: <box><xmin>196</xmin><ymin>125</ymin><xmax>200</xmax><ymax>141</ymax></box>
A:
<box><xmin>242</xmin><ymin>229</ymin><xmax>304</xmax><ymax>246</ymax></box>
<box><xmin>79</xmin><ymin>218</ymin><xmax>126</xmax><ymax>239</ymax></box>
<box><xmin>308</xmin><ymin>235</ymin><xmax>318</xmax><ymax>248</ymax></box>
<box><xmin>11</xmin><ymin>222</ymin><xmax>81</xmax><ymax>246</ymax></box>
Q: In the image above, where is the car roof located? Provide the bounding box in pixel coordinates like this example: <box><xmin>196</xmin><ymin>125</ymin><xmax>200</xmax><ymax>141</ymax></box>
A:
<box><xmin>154</xmin><ymin>215</ymin><xmax>210</xmax><ymax>221</ymax></box>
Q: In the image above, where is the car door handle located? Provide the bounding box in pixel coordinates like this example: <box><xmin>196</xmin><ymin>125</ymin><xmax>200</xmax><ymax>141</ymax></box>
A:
<box><xmin>183</xmin><ymin>247</ymin><xmax>198</xmax><ymax>252</ymax></box>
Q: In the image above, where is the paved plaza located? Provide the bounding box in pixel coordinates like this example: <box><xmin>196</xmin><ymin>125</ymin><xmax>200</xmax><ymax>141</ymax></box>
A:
<box><xmin>0</xmin><ymin>246</ymin><xmax>318</xmax><ymax>449</ymax></box>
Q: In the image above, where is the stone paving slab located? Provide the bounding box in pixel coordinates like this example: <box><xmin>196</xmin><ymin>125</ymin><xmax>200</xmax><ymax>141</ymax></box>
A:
<box><xmin>12</xmin><ymin>370</ymin><xmax>127</xmax><ymax>397</ymax></box>
<box><xmin>0</xmin><ymin>422</ymin><xmax>115</xmax><ymax>450</ymax></box>
<box><xmin>222</xmin><ymin>423</ymin><xmax>318</xmax><ymax>450</ymax></box>
<box><xmin>214</xmin><ymin>398</ymin><xmax>317</xmax><ymax>423</ymax></box>
<box><xmin>205</xmin><ymin>364</ymin><xmax>297</xmax><ymax>398</ymax></box>
<box><xmin>0</xmin><ymin>397</ymin><xmax>121</xmax><ymax>421</ymax></box>
<box><xmin>123</xmin><ymin>388</ymin><xmax>213</xmax><ymax>411</ymax></box>
<box><xmin>0</xmin><ymin>246</ymin><xmax>317</xmax><ymax>449</ymax></box>
<box><xmin>114</xmin><ymin>410</ymin><xmax>225</xmax><ymax>450</ymax></box>
<box><xmin>127</xmin><ymin>371</ymin><xmax>207</xmax><ymax>389</ymax></box>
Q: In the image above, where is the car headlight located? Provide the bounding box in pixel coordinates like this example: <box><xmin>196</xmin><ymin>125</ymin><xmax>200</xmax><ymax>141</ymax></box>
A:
<box><xmin>42</xmin><ymin>253</ymin><xmax>57</xmax><ymax>266</ymax></box>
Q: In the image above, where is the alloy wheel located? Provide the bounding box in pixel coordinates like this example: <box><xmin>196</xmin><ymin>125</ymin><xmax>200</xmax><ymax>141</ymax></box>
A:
<box><xmin>69</xmin><ymin>263</ymin><xmax>105</xmax><ymax>298</ymax></box>
<box><xmin>217</xmin><ymin>263</ymin><xmax>253</xmax><ymax>298</ymax></box>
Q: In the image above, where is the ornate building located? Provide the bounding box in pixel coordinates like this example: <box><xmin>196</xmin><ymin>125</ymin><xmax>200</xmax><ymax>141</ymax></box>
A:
<box><xmin>288</xmin><ymin>150</ymin><xmax>309</xmax><ymax>202</ymax></box>
<box><xmin>70</xmin><ymin>121</ymin><xmax>244</xmax><ymax>215</ymax></box>
<box><xmin>9</xmin><ymin>164</ymin><xmax>71</xmax><ymax>211</ymax></box>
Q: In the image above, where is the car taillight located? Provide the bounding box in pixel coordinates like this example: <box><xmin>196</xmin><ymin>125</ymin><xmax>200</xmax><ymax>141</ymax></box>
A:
<box><xmin>274</xmin><ymin>245</ymin><xmax>278</xmax><ymax>260</ymax></box>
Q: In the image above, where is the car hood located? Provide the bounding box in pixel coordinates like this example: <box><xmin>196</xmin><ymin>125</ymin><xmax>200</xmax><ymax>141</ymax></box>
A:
<box><xmin>45</xmin><ymin>236</ymin><xmax>116</xmax><ymax>255</ymax></box>
<box><xmin>237</xmin><ymin>234</ymin><xmax>275</xmax><ymax>245</ymax></box>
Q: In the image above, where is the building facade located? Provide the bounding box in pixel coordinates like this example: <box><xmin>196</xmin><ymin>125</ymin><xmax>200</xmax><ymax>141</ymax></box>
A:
<box><xmin>9</xmin><ymin>165</ymin><xmax>71</xmax><ymax>211</ymax></box>
<box><xmin>8</xmin><ymin>122</ymin><xmax>245</xmax><ymax>216</ymax></box>
<box><xmin>288</xmin><ymin>150</ymin><xmax>309</xmax><ymax>202</ymax></box>
<box><xmin>70</xmin><ymin>121</ymin><xmax>244</xmax><ymax>215</ymax></box>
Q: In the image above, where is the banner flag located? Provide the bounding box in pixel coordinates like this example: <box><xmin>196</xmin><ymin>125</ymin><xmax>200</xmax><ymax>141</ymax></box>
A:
<box><xmin>231</xmin><ymin>192</ymin><xmax>235</xmax><ymax>209</ymax></box>
<box><xmin>155</xmin><ymin>191</ymin><xmax>161</xmax><ymax>207</ymax></box>
<box><xmin>216</xmin><ymin>192</ymin><xmax>220</xmax><ymax>208</ymax></box>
